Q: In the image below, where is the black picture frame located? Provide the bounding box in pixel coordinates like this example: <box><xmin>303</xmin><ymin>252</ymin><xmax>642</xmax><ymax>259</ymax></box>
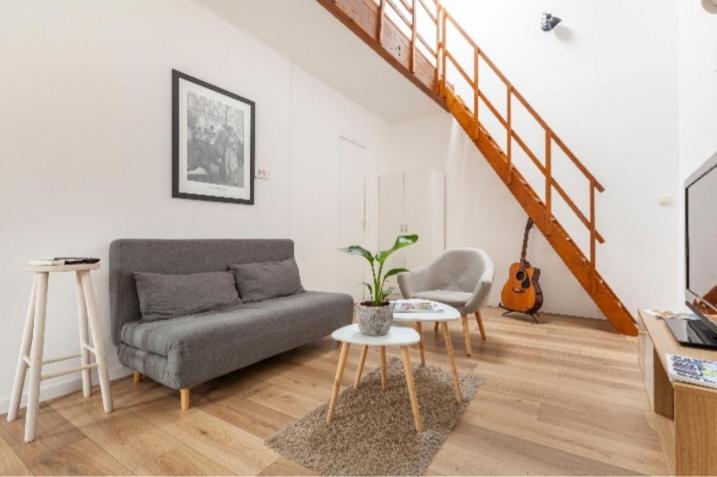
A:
<box><xmin>172</xmin><ymin>69</ymin><xmax>255</xmax><ymax>205</ymax></box>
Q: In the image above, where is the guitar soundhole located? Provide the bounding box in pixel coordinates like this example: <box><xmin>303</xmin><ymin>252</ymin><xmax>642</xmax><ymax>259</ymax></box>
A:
<box><xmin>515</xmin><ymin>271</ymin><xmax>525</xmax><ymax>281</ymax></box>
<box><xmin>521</xmin><ymin>277</ymin><xmax>531</xmax><ymax>288</ymax></box>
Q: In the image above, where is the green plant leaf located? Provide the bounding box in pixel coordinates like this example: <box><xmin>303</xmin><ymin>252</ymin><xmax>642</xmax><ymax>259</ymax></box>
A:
<box><xmin>339</xmin><ymin>245</ymin><xmax>374</xmax><ymax>265</ymax></box>
<box><xmin>362</xmin><ymin>281</ymin><xmax>374</xmax><ymax>299</ymax></box>
<box><xmin>375</xmin><ymin>234</ymin><xmax>418</xmax><ymax>265</ymax></box>
<box><xmin>383</xmin><ymin>267</ymin><xmax>409</xmax><ymax>279</ymax></box>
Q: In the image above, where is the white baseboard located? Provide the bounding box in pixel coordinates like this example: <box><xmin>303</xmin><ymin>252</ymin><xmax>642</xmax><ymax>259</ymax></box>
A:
<box><xmin>0</xmin><ymin>365</ymin><xmax>132</xmax><ymax>415</ymax></box>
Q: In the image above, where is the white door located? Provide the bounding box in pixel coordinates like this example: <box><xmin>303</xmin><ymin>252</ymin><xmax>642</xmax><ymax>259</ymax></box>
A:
<box><xmin>338</xmin><ymin>138</ymin><xmax>367</xmax><ymax>301</ymax></box>
<box><xmin>378</xmin><ymin>173</ymin><xmax>406</xmax><ymax>298</ymax></box>
<box><xmin>403</xmin><ymin>171</ymin><xmax>444</xmax><ymax>270</ymax></box>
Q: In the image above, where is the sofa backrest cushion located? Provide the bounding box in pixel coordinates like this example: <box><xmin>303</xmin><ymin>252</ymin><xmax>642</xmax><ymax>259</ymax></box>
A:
<box><xmin>135</xmin><ymin>271</ymin><xmax>241</xmax><ymax>322</ymax></box>
<box><xmin>230</xmin><ymin>257</ymin><xmax>304</xmax><ymax>303</ymax></box>
<box><xmin>109</xmin><ymin>239</ymin><xmax>294</xmax><ymax>345</ymax></box>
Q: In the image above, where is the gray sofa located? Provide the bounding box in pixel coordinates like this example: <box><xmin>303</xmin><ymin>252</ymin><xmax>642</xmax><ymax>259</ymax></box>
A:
<box><xmin>109</xmin><ymin>239</ymin><xmax>353</xmax><ymax>408</ymax></box>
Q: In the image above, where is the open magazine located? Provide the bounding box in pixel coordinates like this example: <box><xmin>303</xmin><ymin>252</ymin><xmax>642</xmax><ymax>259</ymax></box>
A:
<box><xmin>666</xmin><ymin>353</ymin><xmax>717</xmax><ymax>390</ymax></box>
<box><xmin>391</xmin><ymin>300</ymin><xmax>441</xmax><ymax>313</ymax></box>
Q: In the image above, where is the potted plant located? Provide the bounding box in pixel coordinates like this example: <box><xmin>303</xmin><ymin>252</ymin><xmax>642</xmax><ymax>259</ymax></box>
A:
<box><xmin>340</xmin><ymin>234</ymin><xmax>419</xmax><ymax>336</ymax></box>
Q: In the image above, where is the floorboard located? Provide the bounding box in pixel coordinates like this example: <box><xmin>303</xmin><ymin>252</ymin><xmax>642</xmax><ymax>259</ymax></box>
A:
<box><xmin>1</xmin><ymin>307</ymin><xmax>667</xmax><ymax>475</ymax></box>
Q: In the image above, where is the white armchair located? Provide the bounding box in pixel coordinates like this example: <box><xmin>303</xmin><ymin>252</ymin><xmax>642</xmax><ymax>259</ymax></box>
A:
<box><xmin>397</xmin><ymin>248</ymin><xmax>494</xmax><ymax>356</ymax></box>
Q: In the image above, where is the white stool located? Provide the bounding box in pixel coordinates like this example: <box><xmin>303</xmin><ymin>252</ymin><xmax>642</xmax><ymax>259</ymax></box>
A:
<box><xmin>7</xmin><ymin>263</ymin><xmax>113</xmax><ymax>442</ymax></box>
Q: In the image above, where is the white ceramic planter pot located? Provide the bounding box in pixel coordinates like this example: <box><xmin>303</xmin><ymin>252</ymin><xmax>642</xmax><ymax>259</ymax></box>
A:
<box><xmin>355</xmin><ymin>302</ymin><xmax>393</xmax><ymax>336</ymax></box>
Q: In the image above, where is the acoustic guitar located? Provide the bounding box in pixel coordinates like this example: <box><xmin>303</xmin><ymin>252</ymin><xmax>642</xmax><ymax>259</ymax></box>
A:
<box><xmin>500</xmin><ymin>218</ymin><xmax>543</xmax><ymax>316</ymax></box>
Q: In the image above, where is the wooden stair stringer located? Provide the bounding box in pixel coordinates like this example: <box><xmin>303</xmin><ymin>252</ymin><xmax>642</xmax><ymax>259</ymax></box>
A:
<box><xmin>446</xmin><ymin>90</ymin><xmax>637</xmax><ymax>335</ymax></box>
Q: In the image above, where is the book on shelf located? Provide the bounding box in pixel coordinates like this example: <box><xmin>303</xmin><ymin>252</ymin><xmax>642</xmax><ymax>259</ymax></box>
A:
<box><xmin>666</xmin><ymin>353</ymin><xmax>717</xmax><ymax>390</ymax></box>
<box><xmin>391</xmin><ymin>300</ymin><xmax>441</xmax><ymax>313</ymax></box>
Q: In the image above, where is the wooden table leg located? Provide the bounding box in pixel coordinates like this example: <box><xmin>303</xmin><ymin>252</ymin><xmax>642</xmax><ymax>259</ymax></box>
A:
<box><xmin>475</xmin><ymin>310</ymin><xmax>487</xmax><ymax>340</ymax></box>
<box><xmin>327</xmin><ymin>342</ymin><xmax>350</xmax><ymax>424</ymax></box>
<box><xmin>461</xmin><ymin>315</ymin><xmax>472</xmax><ymax>356</ymax></box>
<box><xmin>400</xmin><ymin>346</ymin><xmax>424</xmax><ymax>432</ymax></box>
<box><xmin>415</xmin><ymin>322</ymin><xmax>425</xmax><ymax>366</ymax></box>
<box><xmin>25</xmin><ymin>272</ymin><xmax>49</xmax><ymax>443</ymax></box>
<box><xmin>354</xmin><ymin>345</ymin><xmax>368</xmax><ymax>389</ymax></box>
<box><xmin>380</xmin><ymin>346</ymin><xmax>387</xmax><ymax>391</ymax></box>
<box><xmin>441</xmin><ymin>322</ymin><xmax>463</xmax><ymax>403</ymax></box>
<box><xmin>7</xmin><ymin>275</ymin><xmax>37</xmax><ymax>423</ymax></box>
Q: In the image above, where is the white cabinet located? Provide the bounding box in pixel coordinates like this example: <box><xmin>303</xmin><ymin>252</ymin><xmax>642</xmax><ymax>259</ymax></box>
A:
<box><xmin>378</xmin><ymin>170</ymin><xmax>445</xmax><ymax>293</ymax></box>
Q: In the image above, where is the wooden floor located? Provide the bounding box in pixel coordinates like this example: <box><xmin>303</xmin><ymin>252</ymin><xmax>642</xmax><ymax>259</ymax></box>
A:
<box><xmin>0</xmin><ymin>308</ymin><xmax>668</xmax><ymax>476</ymax></box>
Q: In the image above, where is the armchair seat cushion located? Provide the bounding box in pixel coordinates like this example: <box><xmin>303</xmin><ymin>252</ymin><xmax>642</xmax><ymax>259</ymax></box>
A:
<box><xmin>413</xmin><ymin>289</ymin><xmax>471</xmax><ymax>307</ymax></box>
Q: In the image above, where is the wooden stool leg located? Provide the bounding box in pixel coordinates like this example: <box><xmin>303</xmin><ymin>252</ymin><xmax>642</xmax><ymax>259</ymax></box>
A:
<box><xmin>380</xmin><ymin>346</ymin><xmax>387</xmax><ymax>391</ymax></box>
<box><xmin>180</xmin><ymin>389</ymin><xmax>190</xmax><ymax>410</ymax></box>
<box><xmin>475</xmin><ymin>310</ymin><xmax>487</xmax><ymax>340</ymax></box>
<box><xmin>415</xmin><ymin>322</ymin><xmax>425</xmax><ymax>366</ymax></box>
<box><xmin>326</xmin><ymin>342</ymin><xmax>350</xmax><ymax>424</ymax></box>
<box><xmin>74</xmin><ymin>272</ymin><xmax>92</xmax><ymax>398</ymax></box>
<box><xmin>8</xmin><ymin>275</ymin><xmax>37</xmax><ymax>422</ymax></box>
<box><xmin>354</xmin><ymin>345</ymin><xmax>368</xmax><ymax>389</ymax></box>
<box><xmin>399</xmin><ymin>346</ymin><xmax>424</xmax><ymax>432</ymax></box>
<box><xmin>434</xmin><ymin>322</ymin><xmax>439</xmax><ymax>332</ymax></box>
<box><xmin>461</xmin><ymin>315</ymin><xmax>472</xmax><ymax>356</ymax></box>
<box><xmin>24</xmin><ymin>272</ymin><xmax>49</xmax><ymax>443</ymax></box>
<box><xmin>80</xmin><ymin>271</ymin><xmax>113</xmax><ymax>414</ymax></box>
<box><xmin>441</xmin><ymin>322</ymin><xmax>463</xmax><ymax>403</ymax></box>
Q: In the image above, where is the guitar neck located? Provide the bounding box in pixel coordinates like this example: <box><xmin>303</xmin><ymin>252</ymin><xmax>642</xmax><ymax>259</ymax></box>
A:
<box><xmin>519</xmin><ymin>219</ymin><xmax>533</xmax><ymax>264</ymax></box>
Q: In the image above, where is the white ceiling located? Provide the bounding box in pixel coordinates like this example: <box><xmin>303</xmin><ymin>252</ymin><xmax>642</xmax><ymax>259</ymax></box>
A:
<box><xmin>193</xmin><ymin>0</ymin><xmax>442</xmax><ymax>123</ymax></box>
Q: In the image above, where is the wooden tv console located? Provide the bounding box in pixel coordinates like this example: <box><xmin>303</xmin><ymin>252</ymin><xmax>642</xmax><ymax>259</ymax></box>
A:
<box><xmin>637</xmin><ymin>309</ymin><xmax>717</xmax><ymax>475</ymax></box>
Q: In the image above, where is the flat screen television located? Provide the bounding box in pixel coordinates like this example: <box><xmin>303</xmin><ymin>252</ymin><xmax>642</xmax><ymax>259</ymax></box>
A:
<box><xmin>677</xmin><ymin>151</ymin><xmax>717</xmax><ymax>348</ymax></box>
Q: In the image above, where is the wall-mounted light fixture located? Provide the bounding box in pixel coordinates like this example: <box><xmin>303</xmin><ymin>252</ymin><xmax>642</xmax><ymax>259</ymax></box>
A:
<box><xmin>541</xmin><ymin>13</ymin><xmax>562</xmax><ymax>31</ymax></box>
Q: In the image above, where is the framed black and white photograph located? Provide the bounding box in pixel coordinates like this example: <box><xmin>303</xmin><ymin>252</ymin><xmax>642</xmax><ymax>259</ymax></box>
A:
<box><xmin>172</xmin><ymin>70</ymin><xmax>255</xmax><ymax>204</ymax></box>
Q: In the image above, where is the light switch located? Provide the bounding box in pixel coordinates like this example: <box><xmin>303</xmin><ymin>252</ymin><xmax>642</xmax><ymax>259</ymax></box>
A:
<box><xmin>658</xmin><ymin>194</ymin><xmax>674</xmax><ymax>206</ymax></box>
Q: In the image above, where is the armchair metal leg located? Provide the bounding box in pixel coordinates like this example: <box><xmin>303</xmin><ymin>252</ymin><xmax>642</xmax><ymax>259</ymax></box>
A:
<box><xmin>180</xmin><ymin>388</ymin><xmax>191</xmax><ymax>410</ymax></box>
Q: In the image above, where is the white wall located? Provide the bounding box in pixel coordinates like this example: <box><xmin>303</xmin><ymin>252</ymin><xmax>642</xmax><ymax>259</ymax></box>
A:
<box><xmin>677</xmin><ymin>0</ymin><xmax>717</xmax><ymax>306</ymax></box>
<box><xmin>678</xmin><ymin>0</ymin><xmax>717</xmax><ymax>178</ymax></box>
<box><xmin>0</xmin><ymin>0</ymin><xmax>388</xmax><ymax>411</ymax></box>
<box><xmin>387</xmin><ymin>0</ymin><xmax>682</xmax><ymax>318</ymax></box>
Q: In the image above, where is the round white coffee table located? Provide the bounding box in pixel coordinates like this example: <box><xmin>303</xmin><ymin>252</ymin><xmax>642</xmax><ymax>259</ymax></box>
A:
<box><xmin>327</xmin><ymin>324</ymin><xmax>424</xmax><ymax>432</ymax></box>
<box><xmin>393</xmin><ymin>299</ymin><xmax>463</xmax><ymax>403</ymax></box>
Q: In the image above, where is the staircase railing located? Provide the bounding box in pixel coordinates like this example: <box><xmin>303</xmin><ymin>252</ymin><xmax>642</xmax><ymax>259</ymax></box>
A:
<box><xmin>372</xmin><ymin>0</ymin><xmax>605</xmax><ymax>291</ymax></box>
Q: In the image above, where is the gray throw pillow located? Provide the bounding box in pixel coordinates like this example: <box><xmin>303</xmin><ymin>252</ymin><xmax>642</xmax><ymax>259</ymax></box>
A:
<box><xmin>134</xmin><ymin>271</ymin><xmax>242</xmax><ymax>321</ymax></box>
<box><xmin>230</xmin><ymin>258</ymin><xmax>304</xmax><ymax>303</ymax></box>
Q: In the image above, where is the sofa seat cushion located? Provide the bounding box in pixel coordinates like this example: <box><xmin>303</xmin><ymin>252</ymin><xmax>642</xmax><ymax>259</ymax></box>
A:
<box><xmin>119</xmin><ymin>291</ymin><xmax>353</xmax><ymax>389</ymax></box>
<box><xmin>413</xmin><ymin>289</ymin><xmax>471</xmax><ymax>308</ymax></box>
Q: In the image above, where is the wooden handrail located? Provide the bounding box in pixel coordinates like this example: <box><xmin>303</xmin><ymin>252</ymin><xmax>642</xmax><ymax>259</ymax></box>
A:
<box><xmin>444</xmin><ymin>50</ymin><xmax>473</xmax><ymax>88</ymax></box>
<box><xmin>417</xmin><ymin>0</ymin><xmax>437</xmax><ymax>22</ymax></box>
<box><xmin>385</xmin><ymin>0</ymin><xmax>412</xmax><ymax>28</ymax></box>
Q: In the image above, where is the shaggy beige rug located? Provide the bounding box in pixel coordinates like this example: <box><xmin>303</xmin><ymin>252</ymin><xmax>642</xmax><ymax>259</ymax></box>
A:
<box><xmin>265</xmin><ymin>357</ymin><xmax>483</xmax><ymax>476</ymax></box>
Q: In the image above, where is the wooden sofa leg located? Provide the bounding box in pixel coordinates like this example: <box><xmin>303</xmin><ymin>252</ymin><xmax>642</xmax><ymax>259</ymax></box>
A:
<box><xmin>434</xmin><ymin>322</ymin><xmax>439</xmax><ymax>332</ymax></box>
<box><xmin>180</xmin><ymin>389</ymin><xmax>191</xmax><ymax>410</ymax></box>
<box><xmin>132</xmin><ymin>372</ymin><xmax>142</xmax><ymax>384</ymax></box>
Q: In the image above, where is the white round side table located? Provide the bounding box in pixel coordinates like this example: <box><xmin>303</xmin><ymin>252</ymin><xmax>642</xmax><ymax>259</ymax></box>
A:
<box><xmin>393</xmin><ymin>299</ymin><xmax>463</xmax><ymax>403</ymax></box>
<box><xmin>7</xmin><ymin>263</ymin><xmax>113</xmax><ymax>443</ymax></box>
<box><xmin>327</xmin><ymin>324</ymin><xmax>424</xmax><ymax>432</ymax></box>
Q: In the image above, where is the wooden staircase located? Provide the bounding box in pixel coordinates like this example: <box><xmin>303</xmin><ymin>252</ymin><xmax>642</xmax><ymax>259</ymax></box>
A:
<box><xmin>318</xmin><ymin>0</ymin><xmax>637</xmax><ymax>335</ymax></box>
